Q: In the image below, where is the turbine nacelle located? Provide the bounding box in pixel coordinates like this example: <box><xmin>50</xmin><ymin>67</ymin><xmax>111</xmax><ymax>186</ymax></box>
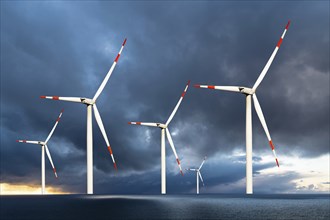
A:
<box><xmin>239</xmin><ymin>87</ymin><xmax>254</xmax><ymax>95</ymax></box>
<box><xmin>187</xmin><ymin>168</ymin><xmax>199</xmax><ymax>172</ymax></box>
<box><xmin>157</xmin><ymin>123</ymin><xmax>167</xmax><ymax>129</ymax></box>
<box><xmin>81</xmin><ymin>98</ymin><xmax>95</xmax><ymax>105</ymax></box>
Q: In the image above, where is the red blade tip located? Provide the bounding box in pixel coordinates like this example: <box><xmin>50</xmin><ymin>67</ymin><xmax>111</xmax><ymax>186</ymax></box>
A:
<box><xmin>128</xmin><ymin>122</ymin><xmax>132</xmax><ymax>124</ymax></box>
<box><xmin>187</xmin><ymin>80</ymin><xmax>191</xmax><ymax>86</ymax></box>
<box><xmin>114</xmin><ymin>163</ymin><xmax>118</xmax><ymax>170</ymax></box>
<box><xmin>276</xmin><ymin>159</ymin><xmax>280</xmax><ymax>167</ymax></box>
<box><xmin>194</xmin><ymin>84</ymin><xmax>200</xmax><ymax>88</ymax></box>
<box><xmin>123</xmin><ymin>38</ymin><xmax>127</xmax><ymax>46</ymax></box>
<box><xmin>53</xmin><ymin>168</ymin><xmax>58</xmax><ymax>178</ymax></box>
<box><xmin>40</xmin><ymin>96</ymin><xmax>46</xmax><ymax>99</ymax></box>
<box><xmin>180</xmin><ymin>170</ymin><xmax>184</xmax><ymax>176</ymax></box>
<box><xmin>286</xmin><ymin>20</ymin><xmax>291</xmax><ymax>30</ymax></box>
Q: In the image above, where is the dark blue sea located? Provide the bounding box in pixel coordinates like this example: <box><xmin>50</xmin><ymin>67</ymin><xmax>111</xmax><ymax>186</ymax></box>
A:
<box><xmin>1</xmin><ymin>194</ymin><xmax>329</xmax><ymax>220</ymax></box>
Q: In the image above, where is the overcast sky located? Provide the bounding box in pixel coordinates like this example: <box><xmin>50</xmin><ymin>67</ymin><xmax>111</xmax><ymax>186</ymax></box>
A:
<box><xmin>1</xmin><ymin>1</ymin><xmax>329</xmax><ymax>194</ymax></box>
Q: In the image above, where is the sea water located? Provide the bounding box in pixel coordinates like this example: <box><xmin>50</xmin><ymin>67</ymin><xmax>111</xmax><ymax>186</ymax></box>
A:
<box><xmin>1</xmin><ymin>194</ymin><xmax>329</xmax><ymax>219</ymax></box>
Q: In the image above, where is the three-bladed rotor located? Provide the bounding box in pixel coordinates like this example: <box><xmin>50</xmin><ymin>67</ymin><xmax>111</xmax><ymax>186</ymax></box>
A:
<box><xmin>194</xmin><ymin>21</ymin><xmax>291</xmax><ymax>167</ymax></box>
<box><xmin>40</xmin><ymin>38</ymin><xmax>127</xmax><ymax>170</ymax></box>
<box><xmin>129</xmin><ymin>80</ymin><xmax>191</xmax><ymax>176</ymax></box>
<box><xmin>17</xmin><ymin>109</ymin><xmax>64</xmax><ymax>178</ymax></box>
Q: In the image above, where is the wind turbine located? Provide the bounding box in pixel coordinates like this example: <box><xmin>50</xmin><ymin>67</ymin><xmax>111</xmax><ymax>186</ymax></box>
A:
<box><xmin>187</xmin><ymin>156</ymin><xmax>207</xmax><ymax>194</ymax></box>
<box><xmin>194</xmin><ymin>21</ymin><xmax>290</xmax><ymax>194</ymax></box>
<box><xmin>40</xmin><ymin>38</ymin><xmax>127</xmax><ymax>194</ymax></box>
<box><xmin>128</xmin><ymin>81</ymin><xmax>190</xmax><ymax>194</ymax></box>
<box><xmin>16</xmin><ymin>109</ymin><xmax>63</xmax><ymax>194</ymax></box>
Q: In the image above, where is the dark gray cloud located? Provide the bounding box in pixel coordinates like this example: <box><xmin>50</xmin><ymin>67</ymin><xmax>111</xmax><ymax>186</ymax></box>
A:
<box><xmin>1</xmin><ymin>1</ymin><xmax>329</xmax><ymax>194</ymax></box>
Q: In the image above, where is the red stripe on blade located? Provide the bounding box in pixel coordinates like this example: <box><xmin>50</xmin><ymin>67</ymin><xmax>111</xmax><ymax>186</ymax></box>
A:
<box><xmin>181</xmin><ymin>91</ymin><xmax>186</xmax><ymax>98</ymax></box>
<box><xmin>176</xmin><ymin>158</ymin><xmax>181</xmax><ymax>165</ymax></box>
<box><xmin>107</xmin><ymin>146</ymin><xmax>113</xmax><ymax>155</ymax></box>
<box><xmin>56</xmin><ymin>117</ymin><xmax>61</xmax><ymax>122</ymax></box>
<box><xmin>52</xmin><ymin>96</ymin><xmax>59</xmax><ymax>100</ymax></box>
<box><xmin>208</xmin><ymin>85</ymin><xmax>215</xmax><ymax>89</ymax></box>
<box><xmin>128</xmin><ymin>122</ymin><xmax>132</xmax><ymax>124</ymax></box>
<box><xmin>136</xmin><ymin>122</ymin><xmax>141</xmax><ymax>125</ymax></box>
<box><xmin>40</xmin><ymin>96</ymin><xmax>46</xmax><ymax>99</ymax></box>
<box><xmin>115</xmin><ymin>54</ymin><xmax>120</xmax><ymax>62</ymax></box>
<box><xmin>23</xmin><ymin>140</ymin><xmax>27</xmax><ymax>143</ymax></box>
<box><xmin>277</xmin><ymin>38</ymin><xmax>283</xmax><ymax>48</ymax></box>
<box><xmin>269</xmin><ymin>140</ymin><xmax>275</xmax><ymax>150</ymax></box>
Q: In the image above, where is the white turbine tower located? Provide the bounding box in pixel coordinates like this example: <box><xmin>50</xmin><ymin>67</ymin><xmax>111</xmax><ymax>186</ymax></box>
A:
<box><xmin>194</xmin><ymin>21</ymin><xmax>290</xmax><ymax>194</ymax></box>
<box><xmin>187</xmin><ymin>156</ymin><xmax>207</xmax><ymax>194</ymax></box>
<box><xmin>40</xmin><ymin>38</ymin><xmax>127</xmax><ymax>194</ymax></box>
<box><xmin>128</xmin><ymin>81</ymin><xmax>190</xmax><ymax>194</ymax></box>
<box><xmin>16</xmin><ymin>109</ymin><xmax>63</xmax><ymax>194</ymax></box>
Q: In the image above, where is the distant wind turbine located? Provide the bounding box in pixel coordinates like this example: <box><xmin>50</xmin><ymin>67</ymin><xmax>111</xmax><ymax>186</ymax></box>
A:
<box><xmin>194</xmin><ymin>21</ymin><xmax>290</xmax><ymax>194</ymax></box>
<box><xmin>40</xmin><ymin>38</ymin><xmax>127</xmax><ymax>194</ymax></box>
<box><xmin>187</xmin><ymin>156</ymin><xmax>207</xmax><ymax>194</ymax></box>
<box><xmin>16</xmin><ymin>109</ymin><xmax>63</xmax><ymax>194</ymax></box>
<box><xmin>129</xmin><ymin>81</ymin><xmax>190</xmax><ymax>194</ymax></box>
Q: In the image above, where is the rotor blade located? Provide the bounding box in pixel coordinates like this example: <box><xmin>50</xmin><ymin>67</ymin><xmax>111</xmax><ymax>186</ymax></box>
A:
<box><xmin>16</xmin><ymin>140</ymin><xmax>40</xmax><ymax>145</ymax></box>
<box><xmin>93</xmin><ymin>105</ymin><xmax>117</xmax><ymax>170</ymax></box>
<box><xmin>194</xmin><ymin>85</ymin><xmax>241</xmax><ymax>93</ymax></box>
<box><xmin>128</xmin><ymin>122</ymin><xmax>161</xmax><ymax>127</ymax></box>
<box><xmin>40</xmin><ymin>96</ymin><xmax>83</xmax><ymax>103</ymax></box>
<box><xmin>93</xmin><ymin>38</ymin><xmax>127</xmax><ymax>102</ymax></box>
<box><xmin>165</xmin><ymin>128</ymin><xmax>183</xmax><ymax>176</ymax></box>
<box><xmin>252</xmin><ymin>95</ymin><xmax>279</xmax><ymax>167</ymax></box>
<box><xmin>252</xmin><ymin>21</ymin><xmax>290</xmax><ymax>91</ymax></box>
<box><xmin>199</xmin><ymin>156</ymin><xmax>207</xmax><ymax>170</ymax></box>
<box><xmin>44</xmin><ymin>145</ymin><xmax>58</xmax><ymax>178</ymax></box>
<box><xmin>45</xmin><ymin>109</ymin><xmax>64</xmax><ymax>144</ymax></box>
<box><xmin>198</xmin><ymin>172</ymin><xmax>204</xmax><ymax>186</ymax></box>
<box><xmin>165</xmin><ymin>80</ymin><xmax>190</xmax><ymax>126</ymax></box>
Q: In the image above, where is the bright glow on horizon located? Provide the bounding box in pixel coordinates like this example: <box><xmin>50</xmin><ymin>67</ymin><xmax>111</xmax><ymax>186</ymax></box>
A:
<box><xmin>201</xmin><ymin>150</ymin><xmax>330</xmax><ymax>194</ymax></box>
<box><xmin>0</xmin><ymin>183</ymin><xmax>71</xmax><ymax>195</ymax></box>
<box><xmin>258</xmin><ymin>153</ymin><xmax>330</xmax><ymax>192</ymax></box>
